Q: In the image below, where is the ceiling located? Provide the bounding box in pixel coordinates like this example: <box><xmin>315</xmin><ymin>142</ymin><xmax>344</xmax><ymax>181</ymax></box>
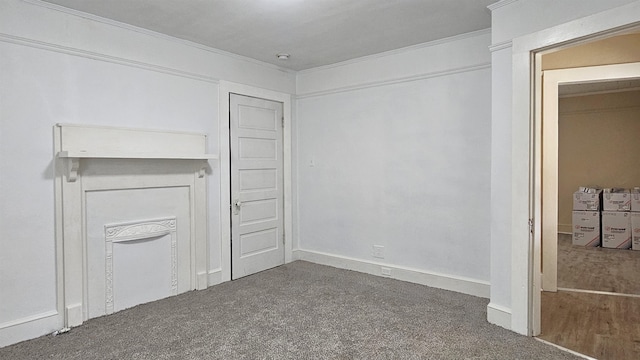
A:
<box><xmin>41</xmin><ymin>0</ymin><xmax>495</xmax><ymax>71</ymax></box>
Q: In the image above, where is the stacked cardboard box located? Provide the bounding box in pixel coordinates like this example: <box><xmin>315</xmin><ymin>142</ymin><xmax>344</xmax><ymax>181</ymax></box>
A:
<box><xmin>602</xmin><ymin>188</ymin><xmax>631</xmax><ymax>249</ymax></box>
<box><xmin>572</xmin><ymin>187</ymin><xmax>601</xmax><ymax>247</ymax></box>
<box><xmin>631</xmin><ymin>188</ymin><xmax>640</xmax><ymax>251</ymax></box>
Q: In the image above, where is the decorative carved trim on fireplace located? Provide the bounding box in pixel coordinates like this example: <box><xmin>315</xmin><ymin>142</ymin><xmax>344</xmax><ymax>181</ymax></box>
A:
<box><xmin>104</xmin><ymin>217</ymin><xmax>178</xmax><ymax>315</ymax></box>
<box><xmin>105</xmin><ymin>218</ymin><xmax>176</xmax><ymax>241</ymax></box>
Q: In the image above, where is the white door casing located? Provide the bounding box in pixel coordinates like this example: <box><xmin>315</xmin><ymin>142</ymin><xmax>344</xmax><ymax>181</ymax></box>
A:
<box><xmin>508</xmin><ymin>4</ymin><xmax>640</xmax><ymax>334</ymax></box>
<box><xmin>230</xmin><ymin>94</ymin><xmax>285</xmax><ymax>278</ymax></box>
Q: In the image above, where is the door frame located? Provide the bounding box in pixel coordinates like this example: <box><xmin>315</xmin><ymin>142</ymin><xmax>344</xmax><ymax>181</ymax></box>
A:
<box><xmin>218</xmin><ymin>81</ymin><xmax>293</xmax><ymax>282</ymax></box>
<box><xmin>509</xmin><ymin>4</ymin><xmax>640</xmax><ymax>335</ymax></box>
<box><xmin>540</xmin><ymin>63</ymin><xmax>640</xmax><ymax>297</ymax></box>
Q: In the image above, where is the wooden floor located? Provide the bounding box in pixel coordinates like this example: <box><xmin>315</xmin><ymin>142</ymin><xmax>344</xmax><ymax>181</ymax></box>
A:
<box><xmin>540</xmin><ymin>289</ymin><xmax>640</xmax><ymax>359</ymax></box>
<box><xmin>540</xmin><ymin>235</ymin><xmax>640</xmax><ymax>359</ymax></box>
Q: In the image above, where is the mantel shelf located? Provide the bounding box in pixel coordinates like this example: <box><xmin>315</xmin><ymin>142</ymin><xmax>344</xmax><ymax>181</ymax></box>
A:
<box><xmin>57</xmin><ymin>151</ymin><xmax>218</xmax><ymax>160</ymax></box>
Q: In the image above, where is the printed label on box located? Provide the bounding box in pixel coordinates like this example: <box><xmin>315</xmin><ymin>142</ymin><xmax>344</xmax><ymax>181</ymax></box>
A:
<box><xmin>603</xmin><ymin>189</ymin><xmax>631</xmax><ymax>212</ymax></box>
<box><xmin>573</xmin><ymin>189</ymin><xmax>602</xmax><ymax>211</ymax></box>
<box><xmin>602</xmin><ymin>211</ymin><xmax>631</xmax><ymax>249</ymax></box>
<box><xmin>572</xmin><ymin>211</ymin><xmax>600</xmax><ymax>247</ymax></box>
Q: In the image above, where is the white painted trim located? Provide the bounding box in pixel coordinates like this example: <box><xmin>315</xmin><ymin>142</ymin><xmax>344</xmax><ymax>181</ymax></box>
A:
<box><xmin>207</xmin><ymin>269</ymin><xmax>223</xmax><ymax>286</ymax></box>
<box><xmin>21</xmin><ymin>0</ymin><xmax>295</xmax><ymax>74</ymax></box>
<box><xmin>534</xmin><ymin>338</ymin><xmax>597</xmax><ymax>360</ymax></box>
<box><xmin>297</xmin><ymin>28</ymin><xmax>491</xmax><ymax>75</ymax></box>
<box><xmin>487</xmin><ymin>0</ymin><xmax>520</xmax><ymax>11</ymax></box>
<box><xmin>218</xmin><ymin>81</ymin><xmax>293</xmax><ymax>282</ymax></box>
<box><xmin>0</xmin><ymin>32</ymin><xmax>219</xmax><ymax>84</ymax></box>
<box><xmin>489</xmin><ymin>40</ymin><xmax>513</xmax><ymax>53</ymax></box>
<box><xmin>296</xmin><ymin>62</ymin><xmax>491</xmax><ymax>99</ymax></box>
<box><xmin>509</xmin><ymin>2</ymin><xmax>640</xmax><ymax>336</ymax></box>
<box><xmin>487</xmin><ymin>303</ymin><xmax>512</xmax><ymax>330</ymax></box>
<box><xmin>531</xmin><ymin>51</ymin><xmax>544</xmax><ymax>337</ymax></box>
<box><xmin>0</xmin><ymin>310</ymin><xmax>62</xmax><ymax>348</ymax></box>
<box><xmin>294</xmin><ymin>250</ymin><xmax>490</xmax><ymax>299</ymax></box>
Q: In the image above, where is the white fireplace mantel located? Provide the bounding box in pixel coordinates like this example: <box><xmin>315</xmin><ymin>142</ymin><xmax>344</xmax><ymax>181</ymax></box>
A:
<box><xmin>54</xmin><ymin>124</ymin><xmax>215</xmax><ymax>328</ymax></box>
<box><xmin>55</xmin><ymin>123</ymin><xmax>218</xmax><ymax>182</ymax></box>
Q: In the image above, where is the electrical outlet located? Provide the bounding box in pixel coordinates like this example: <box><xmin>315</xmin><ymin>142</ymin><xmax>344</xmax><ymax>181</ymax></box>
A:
<box><xmin>381</xmin><ymin>267</ymin><xmax>392</xmax><ymax>277</ymax></box>
<box><xmin>372</xmin><ymin>245</ymin><xmax>384</xmax><ymax>259</ymax></box>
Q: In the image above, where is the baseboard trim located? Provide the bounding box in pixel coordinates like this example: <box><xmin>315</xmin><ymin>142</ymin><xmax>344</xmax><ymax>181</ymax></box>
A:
<box><xmin>293</xmin><ymin>249</ymin><xmax>489</xmax><ymax>298</ymax></box>
<box><xmin>487</xmin><ymin>302</ymin><xmax>512</xmax><ymax>330</ymax></box>
<box><xmin>0</xmin><ymin>310</ymin><xmax>62</xmax><ymax>348</ymax></box>
<box><xmin>557</xmin><ymin>224</ymin><xmax>572</xmax><ymax>234</ymax></box>
<box><xmin>196</xmin><ymin>271</ymin><xmax>208</xmax><ymax>290</ymax></box>
<box><xmin>65</xmin><ymin>304</ymin><xmax>82</xmax><ymax>327</ymax></box>
<box><xmin>207</xmin><ymin>269</ymin><xmax>223</xmax><ymax>287</ymax></box>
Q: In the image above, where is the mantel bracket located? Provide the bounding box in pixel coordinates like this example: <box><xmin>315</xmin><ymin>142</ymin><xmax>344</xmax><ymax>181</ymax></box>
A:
<box><xmin>66</xmin><ymin>158</ymin><xmax>80</xmax><ymax>182</ymax></box>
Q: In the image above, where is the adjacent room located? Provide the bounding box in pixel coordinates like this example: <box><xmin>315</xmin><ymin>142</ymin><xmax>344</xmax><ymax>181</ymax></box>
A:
<box><xmin>2</xmin><ymin>0</ymin><xmax>640</xmax><ymax>358</ymax></box>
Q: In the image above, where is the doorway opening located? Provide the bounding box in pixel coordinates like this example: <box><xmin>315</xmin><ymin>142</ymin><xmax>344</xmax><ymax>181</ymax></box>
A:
<box><xmin>533</xmin><ymin>31</ymin><xmax>640</xmax><ymax>359</ymax></box>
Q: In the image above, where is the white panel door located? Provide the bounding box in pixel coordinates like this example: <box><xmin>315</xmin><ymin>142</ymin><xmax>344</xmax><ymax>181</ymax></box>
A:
<box><xmin>230</xmin><ymin>94</ymin><xmax>284</xmax><ymax>279</ymax></box>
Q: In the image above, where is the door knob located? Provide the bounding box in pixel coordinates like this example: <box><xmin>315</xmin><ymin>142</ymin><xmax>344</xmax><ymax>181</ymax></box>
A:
<box><xmin>233</xmin><ymin>199</ymin><xmax>242</xmax><ymax>215</ymax></box>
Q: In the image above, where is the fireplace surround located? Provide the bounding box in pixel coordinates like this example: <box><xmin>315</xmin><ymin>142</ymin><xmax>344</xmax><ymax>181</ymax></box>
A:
<box><xmin>54</xmin><ymin>124</ymin><xmax>216</xmax><ymax>327</ymax></box>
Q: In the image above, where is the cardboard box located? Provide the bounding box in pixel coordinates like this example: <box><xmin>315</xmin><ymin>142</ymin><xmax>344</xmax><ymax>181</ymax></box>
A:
<box><xmin>573</xmin><ymin>188</ymin><xmax>602</xmax><ymax>211</ymax></box>
<box><xmin>631</xmin><ymin>188</ymin><xmax>640</xmax><ymax>212</ymax></box>
<box><xmin>631</xmin><ymin>212</ymin><xmax>640</xmax><ymax>250</ymax></box>
<box><xmin>603</xmin><ymin>188</ymin><xmax>631</xmax><ymax>211</ymax></box>
<box><xmin>572</xmin><ymin>211</ymin><xmax>600</xmax><ymax>247</ymax></box>
<box><xmin>602</xmin><ymin>211</ymin><xmax>631</xmax><ymax>249</ymax></box>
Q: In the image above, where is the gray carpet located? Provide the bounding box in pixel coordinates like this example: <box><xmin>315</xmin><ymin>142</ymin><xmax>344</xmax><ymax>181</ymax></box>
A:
<box><xmin>1</xmin><ymin>261</ymin><xmax>580</xmax><ymax>359</ymax></box>
<box><xmin>557</xmin><ymin>233</ymin><xmax>640</xmax><ymax>294</ymax></box>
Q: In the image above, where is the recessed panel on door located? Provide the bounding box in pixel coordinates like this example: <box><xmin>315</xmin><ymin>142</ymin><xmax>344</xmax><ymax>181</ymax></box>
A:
<box><xmin>240</xmin><ymin>198</ymin><xmax>278</xmax><ymax>225</ymax></box>
<box><xmin>238</xmin><ymin>137</ymin><xmax>277</xmax><ymax>159</ymax></box>
<box><xmin>238</xmin><ymin>105</ymin><xmax>278</xmax><ymax>131</ymax></box>
<box><xmin>239</xmin><ymin>169</ymin><xmax>277</xmax><ymax>191</ymax></box>
<box><xmin>240</xmin><ymin>228</ymin><xmax>279</xmax><ymax>257</ymax></box>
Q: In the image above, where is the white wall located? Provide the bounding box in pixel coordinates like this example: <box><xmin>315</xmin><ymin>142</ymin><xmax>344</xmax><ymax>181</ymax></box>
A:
<box><xmin>295</xmin><ymin>31</ymin><xmax>492</xmax><ymax>297</ymax></box>
<box><xmin>0</xmin><ymin>0</ymin><xmax>295</xmax><ymax>347</ymax></box>
<box><xmin>488</xmin><ymin>0</ymin><xmax>640</xmax><ymax>334</ymax></box>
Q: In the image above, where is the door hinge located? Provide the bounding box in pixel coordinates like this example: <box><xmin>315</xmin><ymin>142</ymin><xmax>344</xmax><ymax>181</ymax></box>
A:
<box><xmin>281</xmin><ymin>116</ymin><xmax>284</xmax><ymax>128</ymax></box>
<box><xmin>529</xmin><ymin>218</ymin><xmax>534</xmax><ymax>235</ymax></box>
<box><xmin>282</xmin><ymin>233</ymin><xmax>285</xmax><ymax>245</ymax></box>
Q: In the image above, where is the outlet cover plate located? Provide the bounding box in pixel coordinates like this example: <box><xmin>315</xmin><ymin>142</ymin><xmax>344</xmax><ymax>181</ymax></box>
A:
<box><xmin>381</xmin><ymin>267</ymin><xmax>392</xmax><ymax>276</ymax></box>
